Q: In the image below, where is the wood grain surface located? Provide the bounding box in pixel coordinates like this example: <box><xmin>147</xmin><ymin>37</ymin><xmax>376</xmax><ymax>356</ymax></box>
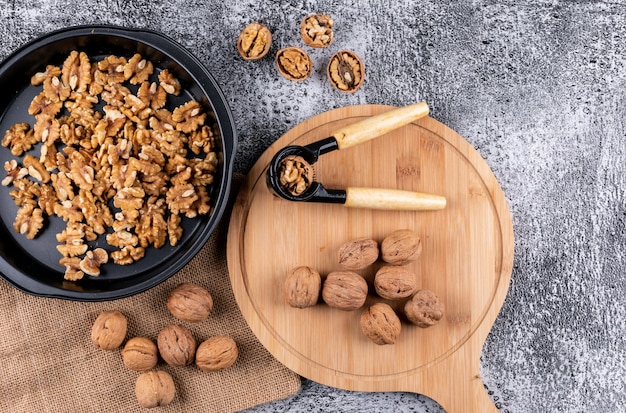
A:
<box><xmin>227</xmin><ymin>105</ymin><xmax>514</xmax><ymax>413</ymax></box>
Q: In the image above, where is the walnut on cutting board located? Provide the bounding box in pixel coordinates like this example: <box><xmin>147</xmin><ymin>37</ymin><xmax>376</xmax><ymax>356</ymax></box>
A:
<box><xmin>321</xmin><ymin>271</ymin><xmax>368</xmax><ymax>311</ymax></box>
<box><xmin>337</xmin><ymin>237</ymin><xmax>379</xmax><ymax>270</ymax></box>
<box><xmin>283</xmin><ymin>266</ymin><xmax>321</xmax><ymax>308</ymax></box>
<box><xmin>404</xmin><ymin>289</ymin><xmax>445</xmax><ymax>328</ymax></box>
<box><xmin>360</xmin><ymin>302</ymin><xmax>402</xmax><ymax>345</ymax></box>
<box><xmin>380</xmin><ymin>229</ymin><xmax>422</xmax><ymax>266</ymax></box>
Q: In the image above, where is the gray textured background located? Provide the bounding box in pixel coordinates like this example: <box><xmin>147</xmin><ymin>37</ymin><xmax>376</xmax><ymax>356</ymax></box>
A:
<box><xmin>1</xmin><ymin>1</ymin><xmax>626</xmax><ymax>412</ymax></box>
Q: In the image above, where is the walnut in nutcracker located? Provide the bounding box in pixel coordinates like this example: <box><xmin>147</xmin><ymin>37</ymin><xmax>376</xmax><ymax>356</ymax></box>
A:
<box><xmin>404</xmin><ymin>289</ymin><xmax>445</xmax><ymax>328</ymax></box>
<box><xmin>337</xmin><ymin>237</ymin><xmax>379</xmax><ymax>270</ymax></box>
<box><xmin>122</xmin><ymin>337</ymin><xmax>159</xmax><ymax>371</ymax></box>
<box><xmin>90</xmin><ymin>310</ymin><xmax>128</xmax><ymax>350</ymax></box>
<box><xmin>374</xmin><ymin>265</ymin><xmax>417</xmax><ymax>300</ymax></box>
<box><xmin>195</xmin><ymin>336</ymin><xmax>239</xmax><ymax>372</ymax></box>
<box><xmin>284</xmin><ymin>265</ymin><xmax>321</xmax><ymax>308</ymax></box>
<box><xmin>360</xmin><ymin>302</ymin><xmax>402</xmax><ymax>345</ymax></box>
<box><xmin>157</xmin><ymin>324</ymin><xmax>197</xmax><ymax>366</ymax></box>
<box><xmin>381</xmin><ymin>229</ymin><xmax>422</xmax><ymax>265</ymax></box>
<box><xmin>167</xmin><ymin>282</ymin><xmax>214</xmax><ymax>322</ymax></box>
<box><xmin>135</xmin><ymin>370</ymin><xmax>176</xmax><ymax>408</ymax></box>
<box><xmin>321</xmin><ymin>271</ymin><xmax>368</xmax><ymax>311</ymax></box>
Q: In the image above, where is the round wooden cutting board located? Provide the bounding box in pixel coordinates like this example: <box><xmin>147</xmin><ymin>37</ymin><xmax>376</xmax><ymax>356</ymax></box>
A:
<box><xmin>227</xmin><ymin>105</ymin><xmax>514</xmax><ymax>412</ymax></box>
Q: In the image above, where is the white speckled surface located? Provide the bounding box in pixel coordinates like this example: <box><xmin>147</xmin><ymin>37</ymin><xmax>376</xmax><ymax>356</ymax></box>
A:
<box><xmin>1</xmin><ymin>1</ymin><xmax>626</xmax><ymax>412</ymax></box>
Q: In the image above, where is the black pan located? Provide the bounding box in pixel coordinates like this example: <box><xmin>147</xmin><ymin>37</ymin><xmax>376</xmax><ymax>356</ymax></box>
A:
<box><xmin>0</xmin><ymin>25</ymin><xmax>236</xmax><ymax>301</ymax></box>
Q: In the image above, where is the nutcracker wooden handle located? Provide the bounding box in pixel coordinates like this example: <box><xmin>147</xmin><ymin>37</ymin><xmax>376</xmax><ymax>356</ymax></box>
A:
<box><xmin>344</xmin><ymin>187</ymin><xmax>446</xmax><ymax>210</ymax></box>
<box><xmin>331</xmin><ymin>102</ymin><xmax>429</xmax><ymax>149</ymax></box>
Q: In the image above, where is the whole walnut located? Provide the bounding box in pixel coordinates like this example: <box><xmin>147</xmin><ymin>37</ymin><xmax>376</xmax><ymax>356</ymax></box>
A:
<box><xmin>121</xmin><ymin>337</ymin><xmax>158</xmax><ymax>371</ymax></box>
<box><xmin>167</xmin><ymin>282</ymin><xmax>214</xmax><ymax>322</ymax></box>
<box><xmin>337</xmin><ymin>237</ymin><xmax>379</xmax><ymax>270</ymax></box>
<box><xmin>359</xmin><ymin>303</ymin><xmax>402</xmax><ymax>345</ymax></box>
<box><xmin>321</xmin><ymin>271</ymin><xmax>368</xmax><ymax>311</ymax></box>
<box><xmin>157</xmin><ymin>324</ymin><xmax>196</xmax><ymax>366</ymax></box>
<box><xmin>404</xmin><ymin>289</ymin><xmax>445</xmax><ymax>328</ymax></box>
<box><xmin>135</xmin><ymin>370</ymin><xmax>176</xmax><ymax>408</ymax></box>
<box><xmin>374</xmin><ymin>265</ymin><xmax>417</xmax><ymax>300</ymax></box>
<box><xmin>195</xmin><ymin>336</ymin><xmax>239</xmax><ymax>372</ymax></box>
<box><xmin>283</xmin><ymin>266</ymin><xmax>321</xmax><ymax>308</ymax></box>
<box><xmin>90</xmin><ymin>310</ymin><xmax>127</xmax><ymax>350</ymax></box>
<box><xmin>381</xmin><ymin>229</ymin><xmax>422</xmax><ymax>265</ymax></box>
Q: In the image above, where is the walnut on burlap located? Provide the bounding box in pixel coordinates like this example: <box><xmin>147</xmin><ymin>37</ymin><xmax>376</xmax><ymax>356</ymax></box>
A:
<box><xmin>0</xmin><ymin>175</ymin><xmax>300</xmax><ymax>413</ymax></box>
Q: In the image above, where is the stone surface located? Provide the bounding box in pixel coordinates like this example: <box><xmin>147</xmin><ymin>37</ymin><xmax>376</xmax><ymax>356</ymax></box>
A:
<box><xmin>1</xmin><ymin>1</ymin><xmax>626</xmax><ymax>412</ymax></box>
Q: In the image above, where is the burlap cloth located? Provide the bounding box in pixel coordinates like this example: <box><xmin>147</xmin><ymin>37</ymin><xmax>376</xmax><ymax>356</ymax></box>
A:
<box><xmin>0</xmin><ymin>175</ymin><xmax>301</xmax><ymax>412</ymax></box>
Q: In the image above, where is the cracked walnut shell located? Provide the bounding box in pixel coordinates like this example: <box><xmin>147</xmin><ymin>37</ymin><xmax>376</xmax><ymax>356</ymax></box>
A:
<box><xmin>300</xmin><ymin>14</ymin><xmax>334</xmax><ymax>48</ymax></box>
<box><xmin>91</xmin><ymin>310</ymin><xmax>128</xmax><ymax>350</ymax></box>
<box><xmin>337</xmin><ymin>237</ymin><xmax>379</xmax><ymax>270</ymax></box>
<box><xmin>381</xmin><ymin>229</ymin><xmax>422</xmax><ymax>265</ymax></box>
<box><xmin>157</xmin><ymin>324</ymin><xmax>197</xmax><ymax>367</ymax></box>
<box><xmin>237</xmin><ymin>22</ymin><xmax>272</xmax><ymax>60</ymax></box>
<box><xmin>284</xmin><ymin>266</ymin><xmax>321</xmax><ymax>308</ymax></box>
<box><xmin>122</xmin><ymin>337</ymin><xmax>159</xmax><ymax>371</ymax></box>
<box><xmin>195</xmin><ymin>336</ymin><xmax>239</xmax><ymax>372</ymax></box>
<box><xmin>327</xmin><ymin>50</ymin><xmax>365</xmax><ymax>93</ymax></box>
<box><xmin>135</xmin><ymin>370</ymin><xmax>176</xmax><ymax>408</ymax></box>
<box><xmin>404</xmin><ymin>289</ymin><xmax>445</xmax><ymax>328</ymax></box>
<box><xmin>360</xmin><ymin>302</ymin><xmax>402</xmax><ymax>345</ymax></box>
<box><xmin>167</xmin><ymin>282</ymin><xmax>214</xmax><ymax>322</ymax></box>
<box><xmin>276</xmin><ymin>47</ymin><xmax>312</xmax><ymax>81</ymax></box>
<box><xmin>321</xmin><ymin>271</ymin><xmax>368</xmax><ymax>311</ymax></box>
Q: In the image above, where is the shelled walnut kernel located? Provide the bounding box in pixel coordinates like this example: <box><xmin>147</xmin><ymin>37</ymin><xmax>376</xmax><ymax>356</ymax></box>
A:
<box><xmin>327</xmin><ymin>50</ymin><xmax>365</xmax><ymax>93</ymax></box>
<box><xmin>277</xmin><ymin>155</ymin><xmax>314</xmax><ymax>196</ymax></box>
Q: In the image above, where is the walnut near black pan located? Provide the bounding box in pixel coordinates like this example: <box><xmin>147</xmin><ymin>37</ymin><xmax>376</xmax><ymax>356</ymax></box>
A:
<box><xmin>266</xmin><ymin>102</ymin><xmax>446</xmax><ymax>210</ymax></box>
<box><xmin>0</xmin><ymin>26</ymin><xmax>236</xmax><ymax>301</ymax></box>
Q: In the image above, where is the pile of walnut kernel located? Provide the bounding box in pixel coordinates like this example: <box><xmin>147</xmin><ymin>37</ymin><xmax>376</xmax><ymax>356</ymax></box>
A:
<box><xmin>1</xmin><ymin>50</ymin><xmax>218</xmax><ymax>280</ymax></box>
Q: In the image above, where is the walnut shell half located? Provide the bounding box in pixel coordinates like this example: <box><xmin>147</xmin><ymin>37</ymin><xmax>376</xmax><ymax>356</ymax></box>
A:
<box><xmin>237</xmin><ymin>22</ymin><xmax>272</xmax><ymax>60</ymax></box>
<box><xmin>300</xmin><ymin>14</ymin><xmax>334</xmax><ymax>48</ymax></box>
<box><xmin>327</xmin><ymin>50</ymin><xmax>365</xmax><ymax>93</ymax></box>
<box><xmin>276</xmin><ymin>47</ymin><xmax>312</xmax><ymax>81</ymax></box>
<box><xmin>321</xmin><ymin>271</ymin><xmax>368</xmax><ymax>311</ymax></box>
<box><xmin>360</xmin><ymin>302</ymin><xmax>401</xmax><ymax>345</ymax></box>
